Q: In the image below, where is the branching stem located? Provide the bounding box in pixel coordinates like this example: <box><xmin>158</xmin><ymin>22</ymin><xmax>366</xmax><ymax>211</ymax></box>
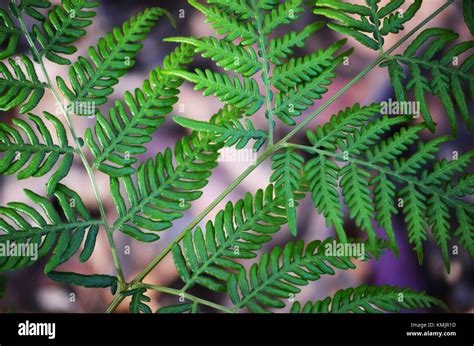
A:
<box><xmin>105</xmin><ymin>0</ymin><xmax>454</xmax><ymax>312</ymax></box>
<box><xmin>141</xmin><ymin>283</ymin><xmax>237</xmax><ymax>313</ymax></box>
<box><xmin>14</xmin><ymin>2</ymin><xmax>125</xmax><ymax>285</ymax></box>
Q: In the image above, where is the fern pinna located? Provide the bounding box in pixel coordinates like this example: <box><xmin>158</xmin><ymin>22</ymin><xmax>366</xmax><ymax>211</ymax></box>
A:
<box><xmin>0</xmin><ymin>0</ymin><xmax>472</xmax><ymax>315</ymax></box>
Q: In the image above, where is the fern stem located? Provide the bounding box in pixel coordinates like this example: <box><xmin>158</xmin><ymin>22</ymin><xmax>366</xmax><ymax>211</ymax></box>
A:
<box><xmin>141</xmin><ymin>283</ymin><xmax>236</xmax><ymax>313</ymax></box>
<box><xmin>132</xmin><ymin>147</ymin><xmax>277</xmax><ymax>284</ymax></box>
<box><xmin>14</xmin><ymin>4</ymin><xmax>125</xmax><ymax>285</ymax></box>
<box><xmin>251</xmin><ymin>0</ymin><xmax>274</xmax><ymax>147</ymax></box>
<box><xmin>280</xmin><ymin>0</ymin><xmax>454</xmax><ymax>147</ymax></box>
<box><xmin>105</xmin><ymin>0</ymin><xmax>454</xmax><ymax>313</ymax></box>
<box><xmin>287</xmin><ymin>143</ymin><xmax>472</xmax><ymax>212</ymax></box>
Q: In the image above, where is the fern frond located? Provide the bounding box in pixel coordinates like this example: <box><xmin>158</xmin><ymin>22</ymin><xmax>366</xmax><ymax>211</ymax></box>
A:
<box><xmin>0</xmin><ymin>185</ymin><xmax>101</xmax><ymax>273</ymax></box>
<box><xmin>124</xmin><ymin>288</ymin><xmax>152</xmax><ymax>313</ymax></box>
<box><xmin>189</xmin><ymin>0</ymin><xmax>258</xmax><ymax>46</ymax></box>
<box><xmin>110</xmin><ymin>108</ymin><xmax>240</xmax><ymax>242</ymax></box>
<box><xmin>85</xmin><ymin>44</ymin><xmax>195</xmax><ymax>177</ymax></box>
<box><xmin>290</xmin><ymin>285</ymin><xmax>447</xmax><ymax>313</ymax></box>
<box><xmin>165</xmin><ymin>69</ymin><xmax>264</xmax><ymax>116</ymax></box>
<box><xmin>270</xmin><ymin>148</ymin><xmax>304</xmax><ymax>236</ymax></box>
<box><xmin>207</xmin><ymin>0</ymin><xmax>254</xmax><ymax>20</ymax></box>
<box><xmin>314</xmin><ymin>0</ymin><xmax>422</xmax><ymax>50</ymax></box>
<box><xmin>340</xmin><ymin>162</ymin><xmax>377</xmax><ymax>248</ymax></box>
<box><xmin>455</xmin><ymin>207</ymin><xmax>474</xmax><ymax>256</ymax></box>
<box><xmin>305</xmin><ymin>154</ymin><xmax>346</xmax><ymax>242</ymax></box>
<box><xmin>267</xmin><ymin>22</ymin><xmax>324</xmax><ymax>65</ymax></box>
<box><xmin>306</xmin><ymin>103</ymin><xmax>381</xmax><ymax>150</ymax></box>
<box><xmin>464</xmin><ymin>0</ymin><xmax>474</xmax><ymax>35</ymax></box>
<box><xmin>173</xmin><ymin>116</ymin><xmax>267</xmax><ymax>151</ymax></box>
<box><xmin>17</xmin><ymin>0</ymin><xmax>51</xmax><ymax>21</ymax></box>
<box><xmin>165</xmin><ymin>36</ymin><xmax>261</xmax><ymax>77</ymax></box>
<box><xmin>33</xmin><ymin>0</ymin><xmax>99</xmax><ymax>65</ymax></box>
<box><xmin>56</xmin><ymin>8</ymin><xmax>164</xmax><ymax>109</ymax></box>
<box><xmin>262</xmin><ymin>0</ymin><xmax>303</xmax><ymax>34</ymax></box>
<box><xmin>47</xmin><ymin>271</ymin><xmax>118</xmax><ymax>294</ymax></box>
<box><xmin>157</xmin><ymin>302</ymin><xmax>198</xmax><ymax>313</ymax></box>
<box><xmin>0</xmin><ymin>55</ymin><xmax>46</xmax><ymax>113</ymax></box>
<box><xmin>227</xmin><ymin>240</ymin><xmax>360</xmax><ymax>312</ymax></box>
<box><xmin>0</xmin><ymin>112</ymin><xmax>74</xmax><ymax>195</ymax></box>
<box><xmin>304</xmin><ymin>104</ymin><xmax>474</xmax><ymax>269</ymax></box>
<box><xmin>274</xmin><ymin>44</ymin><xmax>352</xmax><ymax>125</ymax></box>
<box><xmin>0</xmin><ymin>9</ymin><xmax>20</xmax><ymax>60</ymax></box>
<box><xmin>381</xmin><ymin>28</ymin><xmax>474</xmax><ymax>134</ymax></box>
<box><xmin>271</xmin><ymin>39</ymin><xmax>346</xmax><ymax>92</ymax></box>
<box><xmin>172</xmin><ymin>185</ymin><xmax>287</xmax><ymax>293</ymax></box>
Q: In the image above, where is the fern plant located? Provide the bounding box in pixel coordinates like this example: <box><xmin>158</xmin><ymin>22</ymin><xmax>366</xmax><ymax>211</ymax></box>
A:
<box><xmin>0</xmin><ymin>0</ymin><xmax>472</xmax><ymax>315</ymax></box>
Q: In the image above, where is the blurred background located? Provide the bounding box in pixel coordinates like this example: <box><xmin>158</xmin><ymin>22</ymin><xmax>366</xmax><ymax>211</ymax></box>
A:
<box><xmin>0</xmin><ymin>0</ymin><xmax>472</xmax><ymax>313</ymax></box>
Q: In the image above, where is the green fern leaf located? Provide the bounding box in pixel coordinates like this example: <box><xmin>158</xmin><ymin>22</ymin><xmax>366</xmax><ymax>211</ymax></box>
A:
<box><xmin>381</xmin><ymin>28</ymin><xmax>474</xmax><ymax>134</ymax></box>
<box><xmin>48</xmin><ymin>271</ymin><xmax>118</xmax><ymax>294</ymax></box>
<box><xmin>304</xmin><ymin>104</ymin><xmax>473</xmax><ymax>269</ymax></box>
<box><xmin>427</xmin><ymin>194</ymin><xmax>451</xmax><ymax>271</ymax></box>
<box><xmin>314</xmin><ymin>0</ymin><xmax>422</xmax><ymax>50</ymax></box>
<box><xmin>340</xmin><ymin>163</ymin><xmax>377</xmax><ymax>248</ymax></box>
<box><xmin>157</xmin><ymin>302</ymin><xmax>198</xmax><ymax>313</ymax></box>
<box><xmin>189</xmin><ymin>0</ymin><xmax>258</xmax><ymax>46</ymax></box>
<box><xmin>400</xmin><ymin>183</ymin><xmax>428</xmax><ymax>264</ymax></box>
<box><xmin>85</xmin><ymin>44</ymin><xmax>195</xmax><ymax>177</ymax></box>
<box><xmin>207</xmin><ymin>0</ymin><xmax>254</xmax><ymax>20</ymax></box>
<box><xmin>305</xmin><ymin>154</ymin><xmax>346</xmax><ymax>242</ymax></box>
<box><xmin>422</xmin><ymin>152</ymin><xmax>474</xmax><ymax>187</ymax></box>
<box><xmin>33</xmin><ymin>0</ymin><xmax>98</xmax><ymax>65</ymax></box>
<box><xmin>371</xmin><ymin>173</ymin><xmax>398</xmax><ymax>254</ymax></box>
<box><xmin>0</xmin><ymin>185</ymin><xmax>101</xmax><ymax>273</ymax></box>
<box><xmin>270</xmin><ymin>148</ymin><xmax>304</xmax><ymax>236</ymax></box>
<box><xmin>463</xmin><ymin>0</ymin><xmax>474</xmax><ymax>35</ymax></box>
<box><xmin>267</xmin><ymin>22</ymin><xmax>324</xmax><ymax>65</ymax></box>
<box><xmin>227</xmin><ymin>240</ymin><xmax>364</xmax><ymax>312</ymax></box>
<box><xmin>290</xmin><ymin>285</ymin><xmax>447</xmax><ymax>313</ymax></box>
<box><xmin>173</xmin><ymin>115</ymin><xmax>267</xmax><ymax>151</ymax></box>
<box><xmin>274</xmin><ymin>45</ymin><xmax>352</xmax><ymax>125</ymax></box>
<box><xmin>165</xmin><ymin>69</ymin><xmax>264</xmax><ymax>116</ymax></box>
<box><xmin>455</xmin><ymin>207</ymin><xmax>474</xmax><ymax>256</ymax></box>
<box><xmin>56</xmin><ymin>7</ymin><xmax>164</xmax><ymax>110</ymax></box>
<box><xmin>262</xmin><ymin>0</ymin><xmax>303</xmax><ymax>34</ymax></box>
<box><xmin>0</xmin><ymin>112</ymin><xmax>74</xmax><ymax>195</ymax></box>
<box><xmin>172</xmin><ymin>185</ymin><xmax>287</xmax><ymax>292</ymax></box>
<box><xmin>0</xmin><ymin>9</ymin><xmax>20</xmax><ymax>60</ymax></box>
<box><xmin>110</xmin><ymin>108</ymin><xmax>240</xmax><ymax>242</ymax></box>
<box><xmin>16</xmin><ymin>0</ymin><xmax>51</xmax><ymax>21</ymax></box>
<box><xmin>165</xmin><ymin>36</ymin><xmax>261</xmax><ymax>77</ymax></box>
<box><xmin>124</xmin><ymin>288</ymin><xmax>152</xmax><ymax>313</ymax></box>
<box><xmin>271</xmin><ymin>39</ymin><xmax>347</xmax><ymax>92</ymax></box>
<box><xmin>0</xmin><ymin>55</ymin><xmax>46</xmax><ymax>113</ymax></box>
<box><xmin>306</xmin><ymin>103</ymin><xmax>381</xmax><ymax>150</ymax></box>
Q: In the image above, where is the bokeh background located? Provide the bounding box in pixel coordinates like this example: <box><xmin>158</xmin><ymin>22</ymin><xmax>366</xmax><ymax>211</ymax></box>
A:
<box><xmin>0</xmin><ymin>0</ymin><xmax>472</xmax><ymax>313</ymax></box>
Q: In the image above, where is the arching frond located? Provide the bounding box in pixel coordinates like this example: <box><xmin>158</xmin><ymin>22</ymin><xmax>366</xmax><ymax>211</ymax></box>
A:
<box><xmin>33</xmin><ymin>0</ymin><xmax>99</xmax><ymax>65</ymax></box>
<box><xmin>0</xmin><ymin>185</ymin><xmax>102</xmax><ymax>273</ymax></box>
<box><xmin>0</xmin><ymin>55</ymin><xmax>46</xmax><ymax>113</ymax></box>
<box><xmin>85</xmin><ymin>44</ymin><xmax>195</xmax><ymax>177</ymax></box>
<box><xmin>56</xmin><ymin>8</ymin><xmax>165</xmax><ymax>110</ymax></box>
<box><xmin>290</xmin><ymin>285</ymin><xmax>447</xmax><ymax>313</ymax></box>
<box><xmin>0</xmin><ymin>112</ymin><xmax>74</xmax><ymax>195</ymax></box>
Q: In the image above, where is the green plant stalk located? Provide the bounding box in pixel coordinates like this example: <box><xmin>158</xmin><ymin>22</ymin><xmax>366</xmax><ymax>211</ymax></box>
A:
<box><xmin>106</xmin><ymin>0</ymin><xmax>454</xmax><ymax>312</ymax></box>
<box><xmin>14</xmin><ymin>3</ymin><xmax>126</xmax><ymax>285</ymax></box>
<box><xmin>251</xmin><ymin>0</ymin><xmax>274</xmax><ymax>147</ymax></box>
<box><xmin>141</xmin><ymin>283</ymin><xmax>237</xmax><ymax>313</ymax></box>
